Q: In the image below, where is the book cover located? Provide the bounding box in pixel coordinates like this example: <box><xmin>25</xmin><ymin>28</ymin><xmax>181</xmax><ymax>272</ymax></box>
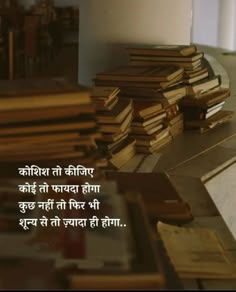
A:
<box><xmin>127</xmin><ymin>45</ymin><xmax>197</xmax><ymax>57</ymax></box>
<box><xmin>96</xmin><ymin>65</ymin><xmax>184</xmax><ymax>82</ymax></box>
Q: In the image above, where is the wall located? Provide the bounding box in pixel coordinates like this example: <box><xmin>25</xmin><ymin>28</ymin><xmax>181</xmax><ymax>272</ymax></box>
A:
<box><xmin>78</xmin><ymin>0</ymin><xmax>192</xmax><ymax>86</ymax></box>
<box><xmin>192</xmin><ymin>0</ymin><xmax>236</xmax><ymax>50</ymax></box>
<box><xmin>191</xmin><ymin>0</ymin><xmax>220</xmax><ymax>47</ymax></box>
<box><xmin>218</xmin><ymin>0</ymin><xmax>236</xmax><ymax>50</ymax></box>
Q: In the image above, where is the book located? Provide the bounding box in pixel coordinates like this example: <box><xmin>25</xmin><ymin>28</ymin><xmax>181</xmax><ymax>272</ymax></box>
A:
<box><xmin>96</xmin><ymin>133</ymin><xmax>129</xmax><ymax>153</ymax></box>
<box><xmin>0</xmin><ymin>154</ymin><xmax>98</xmax><ymax>169</ymax></box>
<box><xmin>157</xmin><ymin>222</ymin><xmax>236</xmax><ymax>279</ymax></box>
<box><xmin>0</xmin><ymin>90</ymin><xmax>91</xmax><ymax>112</ymax></box>
<box><xmin>169</xmin><ymin>116</ymin><xmax>184</xmax><ymax>138</ymax></box>
<box><xmin>184</xmin><ymin>70</ymin><xmax>209</xmax><ymax>84</ymax></box>
<box><xmin>186</xmin><ymin>75</ymin><xmax>221</xmax><ymax>96</ymax></box>
<box><xmin>0</xmin><ymin>78</ymin><xmax>82</xmax><ymax>96</ymax></box>
<box><xmin>96</xmin><ymin>99</ymin><xmax>133</xmax><ymax>124</ymax></box>
<box><xmin>184</xmin><ymin>110</ymin><xmax>234</xmax><ymax>132</ymax></box>
<box><xmin>109</xmin><ymin>143</ymin><xmax>136</xmax><ymax>169</ymax></box>
<box><xmin>91</xmin><ymin>87</ymin><xmax>120</xmax><ymax>109</ymax></box>
<box><xmin>133</xmin><ymin>101</ymin><xmax>163</xmax><ymax>119</ymax></box>
<box><xmin>0</xmin><ymin>132</ymin><xmax>81</xmax><ymax>145</ymax></box>
<box><xmin>129</xmin><ymin>58</ymin><xmax>202</xmax><ymax>69</ymax></box>
<box><xmin>127</xmin><ymin>45</ymin><xmax>197</xmax><ymax>57</ymax></box>
<box><xmin>97</xmin><ymin>128</ymin><xmax>131</xmax><ymax>143</ymax></box>
<box><xmin>0</xmin><ymin>120</ymin><xmax>97</xmax><ymax>136</ymax></box>
<box><xmin>95</xmin><ymin>72</ymin><xmax>184</xmax><ymax>89</ymax></box>
<box><xmin>132</xmin><ymin>111</ymin><xmax>167</xmax><ymax>127</ymax></box>
<box><xmin>99</xmin><ymin>110</ymin><xmax>133</xmax><ymax>134</ymax></box>
<box><xmin>129</xmin><ymin>52</ymin><xmax>204</xmax><ymax>63</ymax></box>
<box><xmin>204</xmin><ymin>105</ymin><xmax>224</xmax><ymax>119</ymax></box>
<box><xmin>119</xmin><ymin>84</ymin><xmax>187</xmax><ymax>100</ymax></box>
<box><xmin>134</xmin><ymin>127</ymin><xmax>170</xmax><ymax>147</ymax></box>
<box><xmin>0</xmin><ymin>79</ymin><xmax>101</xmax><ymax>169</ymax></box>
<box><xmin>130</xmin><ymin>128</ymin><xmax>164</xmax><ymax>142</ymax></box>
<box><xmin>95</xmin><ymin>65</ymin><xmax>184</xmax><ymax>83</ymax></box>
<box><xmin>134</xmin><ymin>108</ymin><xmax>163</xmax><ymax>122</ymax></box>
<box><xmin>95</xmin><ymin>96</ymin><xmax>119</xmax><ymax>112</ymax></box>
<box><xmin>183</xmin><ymin>101</ymin><xmax>226</xmax><ymax>121</ymax></box>
<box><xmin>131</xmin><ymin>121</ymin><xmax>164</xmax><ymax>136</ymax></box>
<box><xmin>0</xmin><ymin>104</ymin><xmax>96</xmax><ymax>125</ymax></box>
<box><xmin>165</xmin><ymin>104</ymin><xmax>180</xmax><ymax>120</ymax></box>
<box><xmin>169</xmin><ymin>113</ymin><xmax>184</xmax><ymax>126</ymax></box>
<box><xmin>184</xmin><ymin>66</ymin><xmax>208</xmax><ymax>78</ymax></box>
<box><xmin>136</xmin><ymin>135</ymin><xmax>172</xmax><ymax>154</ymax></box>
<box><xmin>122</xmin><ymin>85</ymin><xmax>187</xmax><ymax>101</ymax></box>
<box><xmin>181</xmin><ymin>88</ymin><xmax>230</xmax><ymax>107</ymax></box>
<box><xmin>109</xmin><ymin>137</ymin><xmax>136</xmax><ymax>157</ymax></box>
<box><xmin>90</xmin><ymin>86</ymin><xmax>120</xmax><ymax>101</ymax></box>
<box><xmin>0</xmin><ymin>140</ymin><xmax>94</xmax><ymax>156</ymax></box>
<box><xmin>129</xmin><ymin>60</ymin><xmax>201</xmax><ymax>70</ymax></box>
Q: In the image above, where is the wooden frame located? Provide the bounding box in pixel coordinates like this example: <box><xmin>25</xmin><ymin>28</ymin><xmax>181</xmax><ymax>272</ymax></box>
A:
<box><xmin>63</xmin><ymin>194</ymin><xmax>167</xmax><ymax>290</ymax></box>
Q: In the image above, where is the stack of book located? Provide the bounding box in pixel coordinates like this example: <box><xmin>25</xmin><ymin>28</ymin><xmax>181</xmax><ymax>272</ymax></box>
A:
<box><xmin>0</xmin><ymin>79</ymin><xmax>101</xmax><ymax>172</ymax></box>
<box><xmin>90</xmin><ymin>86</ymin><xmax>135</xmax><ymax>169</ymax></box>
<box><xmin>127</xmin><ymin>44</ymin><xmax>209</xmax><ymax>85</ymax></box>
<box><xmin>181</xmin><ymin>85</ymin><xmax>234</xmax><ymax>133</ymax></box>
<box><xmin>94</xmin><ymin>65</ymin><xmax>184</xmax><ymax>153</ymax></box>
<box><xmin>120</xmin><ymin>85</ymin><xmax>186</xmax><ymax>141</ymax></box>
<box><xmin>126</xmin><ymin>44</ymin><xmax>235</xmax><ymax>135</ymax></box>
<box><xmin>165</xmin><ymin>104</ymin><xmax>184</xmax><ymax>139</ymax></box>
<box><xmin>126</xmin><ymin>45</ymin><xmax>219</xmax><ymax>138</ymax></box>
<box><xmin>130</xmin><ymin>101</ymin><xmax>171</xmax><ymax>153</ymax></box>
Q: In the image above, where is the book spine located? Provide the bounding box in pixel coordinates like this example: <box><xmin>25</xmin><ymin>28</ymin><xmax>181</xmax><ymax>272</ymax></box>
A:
<box><xmin>183</xmin><ymin>108</ymin><xmax>207</xmax><ymax>121</ymax></box>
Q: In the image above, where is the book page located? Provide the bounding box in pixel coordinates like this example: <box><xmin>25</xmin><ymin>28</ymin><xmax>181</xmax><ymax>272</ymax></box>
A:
<box><xmin>157</xmin><ymin>222</ymin><xmax>236</xmax><ymax>279</ymax></box>
<box><xmin>204</xmin><ymin>161</ymin><xmax>236</xmax><ymax>240</ymax></box>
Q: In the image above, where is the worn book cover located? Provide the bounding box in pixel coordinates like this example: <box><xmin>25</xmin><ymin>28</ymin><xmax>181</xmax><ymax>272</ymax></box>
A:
<box><xmin>96</xmin><ymin>65</ymin><xmax>184</xmax><ymax>82</ymax></box>
<box><xmin>127</xmin><ymin>45</ymin><xmax>197</xmax><ymax>57</ymax></box>
<box><xmin>158</xmin><ymin>222</ymin><xmax>236</xmax><ymax>279</ymax></box>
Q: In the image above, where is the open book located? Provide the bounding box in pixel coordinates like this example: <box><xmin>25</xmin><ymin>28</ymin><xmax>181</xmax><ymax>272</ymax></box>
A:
<box><xmin>157</xmin><ymin>222</ymin><xmax>236</xmax><ymax>279</ymax></box>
